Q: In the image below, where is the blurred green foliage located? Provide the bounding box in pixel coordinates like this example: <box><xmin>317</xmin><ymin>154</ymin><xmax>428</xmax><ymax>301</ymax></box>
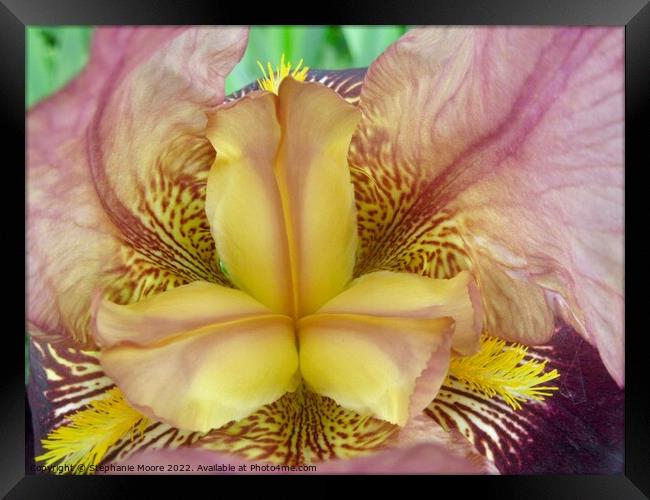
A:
<box><xmin>26</xmin><ymin>26</ymin><xmax>408</xmax><ymax>108</ymax></box>
<box><xmin>26</xmin><ymin>27</ymin><xmax>93</xmax><ymax>108</ymax></box>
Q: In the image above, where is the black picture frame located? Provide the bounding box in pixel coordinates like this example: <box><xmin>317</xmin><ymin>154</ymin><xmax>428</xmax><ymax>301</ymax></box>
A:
<box><xmin>6</xmin><ymin>0</ymin><xmax>648</xmax><ymax>497</ymax></box>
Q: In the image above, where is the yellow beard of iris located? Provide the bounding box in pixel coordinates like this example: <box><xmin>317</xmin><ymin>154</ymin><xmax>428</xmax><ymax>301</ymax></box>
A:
<box><xmin>91</xmin><ymin>65</ymin><xmax>483</xmax><ymax>434</ymax></box>
<box><xmin>256</xmin><ymin>54</ymin><xmax>310</xmax><ymax>94</ymax></box>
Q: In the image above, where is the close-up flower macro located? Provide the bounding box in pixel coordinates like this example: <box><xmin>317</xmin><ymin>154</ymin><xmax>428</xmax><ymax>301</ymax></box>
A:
<box><xmin>26</xmin><ymin>25</ymin><xmax>624</xmax><ymax>475</ymax></box>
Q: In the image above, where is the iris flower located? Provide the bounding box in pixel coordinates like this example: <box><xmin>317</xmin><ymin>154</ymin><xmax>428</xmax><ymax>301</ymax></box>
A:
<box><xmin>27</xmin><ymin>26</ymin><xmax>624</xmax><ymax>474</ymax></box>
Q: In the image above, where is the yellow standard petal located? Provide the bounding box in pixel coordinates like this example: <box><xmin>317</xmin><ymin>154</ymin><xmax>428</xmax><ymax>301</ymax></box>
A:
<box><xmin>205</xmin><ymin>78</ymin><xmax>360</xmax><ymax>318</ymax></box>
<box><xmin>205</xmin><ymin>93</ymin><xmax>292</xmax><ymax>315</ymax></box>
<box><xmin>275</xmin><ymin>78</ymin><xmax>361</xmax><ymax>316</ymax></box>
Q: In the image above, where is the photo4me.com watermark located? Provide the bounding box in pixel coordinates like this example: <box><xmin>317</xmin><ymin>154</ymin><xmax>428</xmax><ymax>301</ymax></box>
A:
<box><xmin>30</xmin><ymin>462</ymin><xmax>319</xmax><ymax>474</ymax></box>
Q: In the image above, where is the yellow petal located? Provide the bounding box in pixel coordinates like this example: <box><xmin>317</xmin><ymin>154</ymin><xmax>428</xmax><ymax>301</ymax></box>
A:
<box><xmin>316</xmin><ymin>270</ymin><xmax>482</xmax><ymax>355</ymax></box>
<box><xmin>275</xmin><ymin>78</ymin><xmax>361</xmax><ymax>316</ymax></box>
<box><xmin>93</xmin><ymin>280</ymin><xmax>273</xmax><ymax>348</ymax></box>
<box><xmin>205</xmin><ymin>92</ymin><xmax>293</xmax><ymax>315</ymax></box>
<box><xmin>298</xmin><ymin>314</ymin><xmax>453</xmax><ymax>427</ymax></box>
<box><xmin>205</xmin><ymin>79</ymin><xmax>360</xmax><ymax>317</ymax></box>
<box><xmin>101</xmin><ymin>315</ymin><xmax>299</xmax><ymax>433</ymax></box>
<box><xmin>92</xmin><ymin>281</ymin><xmax>299</xmax><ymax>432</ymax></box>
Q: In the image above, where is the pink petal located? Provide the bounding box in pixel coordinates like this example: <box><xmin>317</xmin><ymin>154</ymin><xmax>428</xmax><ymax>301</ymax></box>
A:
<box><xmin>338</xmin><ymin>413</ymin><xmax>497</xmax><ymax>474</ymax></box>
<box><xmin>351</xmin><ymin>27</ymin><xmax>624</xmax><ymax>386</ymax></box>
<box><xmin>27</xmin><ymin>27</ymin><xmax>248</xmax><ymax>346</ymax></box>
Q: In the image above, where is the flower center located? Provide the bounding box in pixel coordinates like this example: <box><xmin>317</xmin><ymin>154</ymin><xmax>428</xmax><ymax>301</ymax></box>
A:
<box><xmin>92</xmin><ymin>73</ymin><xmax>482</xmax><ymax>434</ymax></box>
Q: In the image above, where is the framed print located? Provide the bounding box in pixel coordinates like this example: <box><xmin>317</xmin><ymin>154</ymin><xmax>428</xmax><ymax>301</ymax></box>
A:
<box><xmin>4</xmin><ymin>0</ymin><xmax>648</xmax><ymax>496</ymax></box>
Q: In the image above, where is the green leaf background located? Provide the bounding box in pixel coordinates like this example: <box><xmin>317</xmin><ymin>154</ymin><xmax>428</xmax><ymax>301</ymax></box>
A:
<box><xmin>25</xmin><ymin>26</ymin><xmax>408</xmax><ymax>378</ymax></box>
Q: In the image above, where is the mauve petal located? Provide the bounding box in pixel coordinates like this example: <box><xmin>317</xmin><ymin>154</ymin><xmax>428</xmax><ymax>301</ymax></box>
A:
<box><xmin>350</xmin><ymin>27</ymin><xmax>624</xmax><ymax>385</ymax></box>
<box><xmin>313</xmin><ymin>443</ymin><xmax>490</xmax><ymax>474</ymax></box>
<box><xmin>27</xmin><ymin>337</ymin><xmax>113</xmax><ymax>459</ymax></box>
<box><xmin>27</xmin><ymin>337</ymin><xmax>210</xmax><ymax>466</ymax></box>
<box><xmin>29</xmin><ymin>28</ymin><xmax>186</xmax><ymax>141</ymax></box>
<box><xmin>428</xmin><ymin>325</ymin><xmax>624</xmax><ymax>474</ymax></box>
<box><xmin>330</xmin><ymin>413</ymin><xmax>497</xmax><ymax>474</ymax></box>
<box><xmin>27</xmin><ymin>28</ymin><xmax>186</xmax><ymax>345</ymax></box>
<box><xmin>27</xmin><ymin>27</ymin><xmax>248</xmax><ymax>346</ymax></box>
